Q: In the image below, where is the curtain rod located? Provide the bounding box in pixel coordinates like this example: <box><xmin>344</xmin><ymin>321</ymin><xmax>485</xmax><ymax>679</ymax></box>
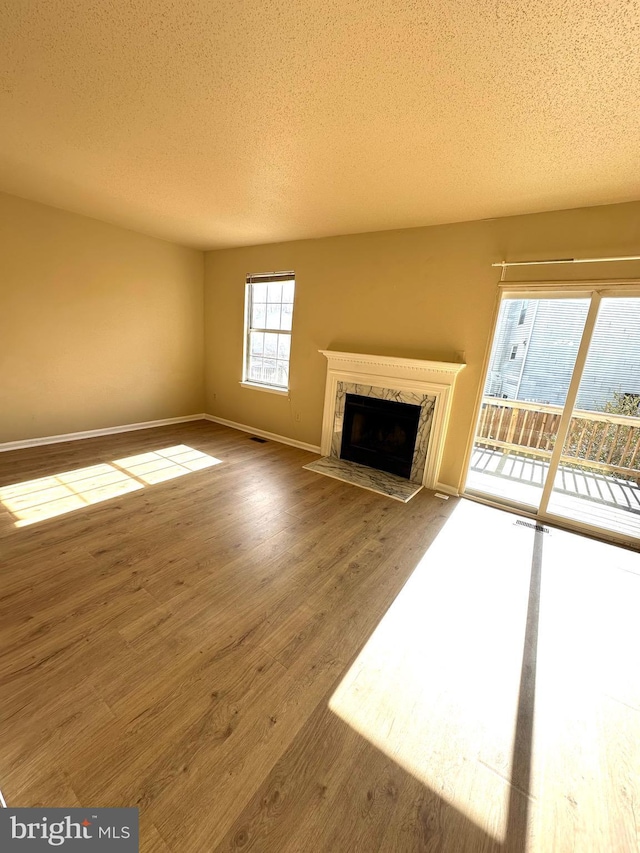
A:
<box><xmin>493</xmin><ymin>255</ymin><xmax>640</xmax><ymax>268</ymax></box>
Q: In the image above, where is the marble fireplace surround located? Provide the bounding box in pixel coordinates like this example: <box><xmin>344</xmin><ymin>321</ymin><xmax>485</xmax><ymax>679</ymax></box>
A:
<box><xmin>319</xmin><ymin>351</ymin><xmax>465</xmax><ymax>489</ymax></box>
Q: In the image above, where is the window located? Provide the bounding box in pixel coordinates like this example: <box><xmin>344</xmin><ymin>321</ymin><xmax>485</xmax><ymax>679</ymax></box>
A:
<box><xmin>510</xmin><ymin>344</ymin><xmax>518</xmax><ymax>360</ymax></box>
<box><xmin>518</xmin><ymin>303</ymin><xmax>527</xmax><ymax>325</ymax></box>
<box><xmin>243</xmin><ymin>271</ymin><xmax>295</xmax><ymax>392</ymax></box>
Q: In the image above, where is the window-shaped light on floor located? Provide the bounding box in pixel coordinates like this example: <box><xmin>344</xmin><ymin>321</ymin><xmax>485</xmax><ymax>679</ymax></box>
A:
<box><xmin>0</xmin><ymin>445</ymin><xmax>222</xmax><ymax>527</ymax></box>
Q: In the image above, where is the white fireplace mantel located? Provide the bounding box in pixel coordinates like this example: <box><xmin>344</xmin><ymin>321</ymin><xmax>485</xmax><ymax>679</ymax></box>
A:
<box><xmin>319</xmin><ymin>350</ymin><xmax>465</xmax><ymax>490</ymax></box>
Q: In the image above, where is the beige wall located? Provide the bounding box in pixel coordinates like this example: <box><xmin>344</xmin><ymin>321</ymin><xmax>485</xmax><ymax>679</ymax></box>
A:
<box><xmin>0</xmin><ymin>192</ymin><xmax>204</xmax><ymax>443</ymax></box>
<box><xmin>204</xmin><ymin>201</ymin><xmax>640</xmax><ymax>490</ymax></box>
<box><xmin>4</xmin><ymin>188</ymin><xmax>639</xmax><ymax>486</ymax></box>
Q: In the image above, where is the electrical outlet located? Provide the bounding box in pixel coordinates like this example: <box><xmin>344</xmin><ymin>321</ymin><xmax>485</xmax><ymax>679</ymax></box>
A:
<box><xmin>294</xmin><ymin>412</ymin><xmax>301</xmax><ymax>422</ymax></box>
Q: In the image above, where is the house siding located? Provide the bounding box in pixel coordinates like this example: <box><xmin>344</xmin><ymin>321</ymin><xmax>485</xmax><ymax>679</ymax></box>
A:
<box><xmin>485</xmin><ymin>297</ymin><xmax>640</xmax><ymax>412</ymax></box>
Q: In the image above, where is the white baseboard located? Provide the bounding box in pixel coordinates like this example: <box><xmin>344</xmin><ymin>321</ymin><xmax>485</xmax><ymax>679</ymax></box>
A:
<box><xmin>0</xmin><ymin>414</ymin><xmax>208</xmax><ymax>453</ymax></box>
<box><xmin>204</xmin><ymin>414</ymin><xmax>321</xmax><ymax>454</ymax></box>
<box><xmin>434</xmin><ymin>481</ymin><xmax>460</xmax><ymax>497</ymax></box>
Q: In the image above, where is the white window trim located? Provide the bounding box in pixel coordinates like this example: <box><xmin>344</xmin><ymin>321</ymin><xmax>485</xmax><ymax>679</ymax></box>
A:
<box><xmin>240</xmin><ymin>381</ymin><xmax>289</xmax><ymax>396</ymax></box>
<box><xmin>242</xmin><ymin>271</ymin><xmax>295</xmax><ymax>394</ymax></box>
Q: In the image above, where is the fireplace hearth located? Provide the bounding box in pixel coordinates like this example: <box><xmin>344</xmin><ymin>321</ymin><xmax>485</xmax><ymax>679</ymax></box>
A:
<box><xmin>340</xmin><ymin>394</ymin><xmax>421</xmax><ymax>479</ymax></box>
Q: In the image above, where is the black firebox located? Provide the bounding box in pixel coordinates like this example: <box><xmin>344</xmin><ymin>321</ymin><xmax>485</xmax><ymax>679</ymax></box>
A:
<box><xmin>340</xmin><ymin>393</ymin><xmax>421</xmax><ymax>479</ymax></box>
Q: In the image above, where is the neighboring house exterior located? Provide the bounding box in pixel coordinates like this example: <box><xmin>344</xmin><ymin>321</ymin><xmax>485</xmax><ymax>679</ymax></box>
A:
<box><xmin>485</xmin><ymin>298</ymin><xmax>640</xmax><ymax>411</ymax></box>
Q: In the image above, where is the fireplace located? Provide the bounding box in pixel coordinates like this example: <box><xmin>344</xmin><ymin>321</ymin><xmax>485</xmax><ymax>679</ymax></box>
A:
<box><xmin>340</xmin><ymin>394</ymin><xmax>421</xmax><ymax>479</ymax></box>
<box><xmin>317</xmin><ymin>351</ymin><xmax>466</xmax><ymax>493</ymax></box>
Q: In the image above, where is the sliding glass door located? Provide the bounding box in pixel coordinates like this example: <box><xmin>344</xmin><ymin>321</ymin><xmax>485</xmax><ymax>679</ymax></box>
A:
<box><xmin>465</xmin><ymin>288</ymin><xmax>640</xmax><ymax>545</ymax></box>
<box><xmin>545</xmin><ymin>297</ymin><xmax>640</xmax><ymax>540</ymax></box>
<box><xmin>466</xmin><ymin>295</ymin><xmax>591</xmax><ymax>509</ymax></box>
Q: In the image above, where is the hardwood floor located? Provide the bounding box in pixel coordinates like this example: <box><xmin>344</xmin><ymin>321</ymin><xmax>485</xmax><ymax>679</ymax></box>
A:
<box><xmin>0</xmin><ymin>421</ymin><xmax>638</xmax><ymax>852</ymax></box>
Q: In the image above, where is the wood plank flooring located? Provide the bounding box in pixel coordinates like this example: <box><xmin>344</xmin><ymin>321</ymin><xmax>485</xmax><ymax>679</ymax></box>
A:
<box><xmin>0</xmin><ymin>421</ymin><xmax>638</xmax><ymax>852</ymax></box>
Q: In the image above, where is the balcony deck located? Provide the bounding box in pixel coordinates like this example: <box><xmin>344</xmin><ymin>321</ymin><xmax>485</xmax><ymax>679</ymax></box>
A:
<box><xmin>467</xmin><ymin>447</ymin><xmax>640</xmax><ymax>540</ymax></box>
<box><xmin>467</xmin><ymin>447</ymin><xmax>640</xmax><ymax>539</ymax></box>
<box><xmin>467</xmin><ymin>397</ymin><xmax>640</xmax><ymax>541</ymax></box>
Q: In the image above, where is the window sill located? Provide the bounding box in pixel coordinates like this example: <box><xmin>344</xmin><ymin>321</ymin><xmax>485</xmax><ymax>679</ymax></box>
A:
<box><xmin>240</xmin><ymin>381</ymin><xmax>289</xmax><ymax>397</ymax></box>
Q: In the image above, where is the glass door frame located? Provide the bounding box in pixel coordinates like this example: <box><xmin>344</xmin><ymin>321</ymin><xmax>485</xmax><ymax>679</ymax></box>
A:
<box><xmin>462</xmin><ymin>280</ymin><xmax>640</xmax><ymax>549</ymax></box>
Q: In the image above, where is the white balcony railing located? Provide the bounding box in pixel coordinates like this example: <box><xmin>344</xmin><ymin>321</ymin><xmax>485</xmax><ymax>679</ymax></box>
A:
<box><xmin>476</xmin><ymin>397</ymin><xmax>640</xmax><ymax>481</ymax></box>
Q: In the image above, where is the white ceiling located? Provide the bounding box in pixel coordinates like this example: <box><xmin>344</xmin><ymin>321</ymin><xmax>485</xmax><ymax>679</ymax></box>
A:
<box><xmin>1</xmin><ymin>0</ymin><xmax>639</xmax><ymax>249</ymax></box>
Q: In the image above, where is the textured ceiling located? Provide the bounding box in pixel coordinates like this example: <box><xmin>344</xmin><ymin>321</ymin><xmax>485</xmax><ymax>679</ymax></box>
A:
<box><xmin>1</xmin><ymin>0</ymin><xmax>640</xmax><ymax>249</ymax></box>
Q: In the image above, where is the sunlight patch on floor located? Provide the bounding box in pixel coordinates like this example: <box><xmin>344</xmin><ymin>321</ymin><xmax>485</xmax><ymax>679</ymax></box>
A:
<box><xmin>0</xmin><ymin>445</ymin><xmax>222</xmax><ymax>527</ymax></box>
<box><xmin>328</xmin><ymin>500</ymin><xmax>539</xmax><ymax>844</ymax></box>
